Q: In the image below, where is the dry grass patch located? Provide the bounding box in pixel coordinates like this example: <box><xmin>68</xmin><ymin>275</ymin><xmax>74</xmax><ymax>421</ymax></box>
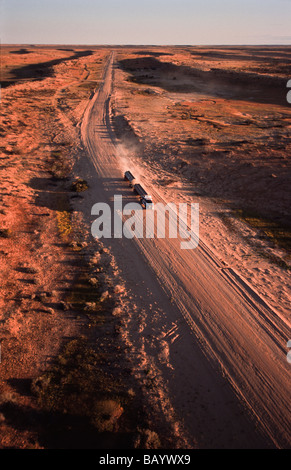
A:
<box><xmin>71</xmin><ymin>178</ymin><xmax>89</xmax><ymax>192</ymax></box>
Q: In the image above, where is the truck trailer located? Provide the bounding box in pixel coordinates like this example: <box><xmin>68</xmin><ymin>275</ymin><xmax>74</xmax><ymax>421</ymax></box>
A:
<box><xmin>124</xmin><ymin>170</ymin><xmax>135</xmax><ymax>186</ymax></box>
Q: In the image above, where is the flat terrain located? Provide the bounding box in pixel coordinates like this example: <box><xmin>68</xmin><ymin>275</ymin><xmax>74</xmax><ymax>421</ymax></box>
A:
<box><xmin>0</xmin><ymin>45</ymin><xmax>290</xmax><ymax>448</ymax></box>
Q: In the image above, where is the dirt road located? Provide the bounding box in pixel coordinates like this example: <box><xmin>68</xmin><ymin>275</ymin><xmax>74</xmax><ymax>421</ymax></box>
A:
<box><xmin>80</xmin><ymin>52</ymin><xmax>291</xmax><ymax>448</ymax></box>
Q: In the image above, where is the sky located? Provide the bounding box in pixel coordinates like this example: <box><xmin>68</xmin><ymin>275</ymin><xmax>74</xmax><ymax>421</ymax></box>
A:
<box><xmin>1</xmin><ymin>0</ymin><xmax>291</xmax><ymax>45</ymax></box>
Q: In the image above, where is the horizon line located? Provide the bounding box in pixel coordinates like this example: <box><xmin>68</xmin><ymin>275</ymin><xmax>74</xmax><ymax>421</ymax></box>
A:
<box><xmin>1</xmin><ymin>43</ymin><xmax>291</xmax><ymax>47</ymax></box>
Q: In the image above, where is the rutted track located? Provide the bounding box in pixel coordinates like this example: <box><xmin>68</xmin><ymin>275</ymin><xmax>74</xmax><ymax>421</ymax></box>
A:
<box><xmin>81</xmin><ymin>52</ymin><xmax>291</xmax><ymax>449</ymax></box>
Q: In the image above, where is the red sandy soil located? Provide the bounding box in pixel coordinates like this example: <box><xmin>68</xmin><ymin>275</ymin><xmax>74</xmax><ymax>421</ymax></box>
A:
<box><xmin>0</xmin><ymin>45</ymin><xmax>290</xmax><ymax>449</ymax></box>
<box><xmin>0</xmin><ymin>46</ymin><xmax>109</xmax><ymax>447</ymax></box>
<box><xmin>79</xmin><ymin>50</ymin><xmax>290</xmax><ymax>449</ymax></box>
<box><xmin>113</xmin><ymin>46</ymin><xmax>291</xmax><ymax>318</ymax></box>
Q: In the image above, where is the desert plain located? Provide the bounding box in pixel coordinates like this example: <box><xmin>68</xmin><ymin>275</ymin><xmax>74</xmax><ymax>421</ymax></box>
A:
<box><xmin>0</xmin><ymin>45</ymin><xmax>290</xmax><ymax>448</ymax></box>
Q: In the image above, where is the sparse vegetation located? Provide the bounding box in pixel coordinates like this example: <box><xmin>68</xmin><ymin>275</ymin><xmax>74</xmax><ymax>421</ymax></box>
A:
<box><xmin>71</xmin><ymin>178</ymin><xmax>89</xmax><ymax>192</ymax></box>
<box><xmin>57</xmin><ymin>210</ymin><xmax>72</xmax><ymax>240</ymax></box>
<box><xmin>134</xmin><ymin>428</ymin><xmax>161</xmax><ymax>449</ymax></box>
<box><xmin>32</xmin><ymin>339</ymin><xmax>119</xmax><ymax>416</ymax></box>
<box><xmin>219</xmin><ymin>210</ymin><xmax>290</xmax><ymax>269</ymax></box>
<box><xmin>91</xmin><ymin>399</ymin><xmax>124</xmax><ymax>432</ymax></box>
<box><xmin>2</xmin><ymin>43</ymin><xmax>290</xmax><ymax>449</ymax></box>
<box><xmin>50</xmin><ymin>150</ymin><xmax>72</xmax><ymax>180</ymax></box>
<box><xmin>30</xmin><ymin>242</ymin><xmax>158</xmax><ymax>447</ymax></box>
<box><xmin>0</xmin><ymin>228</ymin><xmax>12</xmax><ymax>238</ymax></box>
<box><xmin>235</xmin><ymin>209</ymin><xmax>291</xmax><ymax>255</ymax></box>
<box><xmin>0</xmin><ymin>46</ymin><xmax>163</xmax><ymax>450</ymax></box>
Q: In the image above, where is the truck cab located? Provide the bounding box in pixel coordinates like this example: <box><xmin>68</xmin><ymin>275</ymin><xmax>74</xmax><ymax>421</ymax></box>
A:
<box><xmin>141</xmin><ymin>195</ymin><xmax>154</xmax><ymax>210</ymax></box>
